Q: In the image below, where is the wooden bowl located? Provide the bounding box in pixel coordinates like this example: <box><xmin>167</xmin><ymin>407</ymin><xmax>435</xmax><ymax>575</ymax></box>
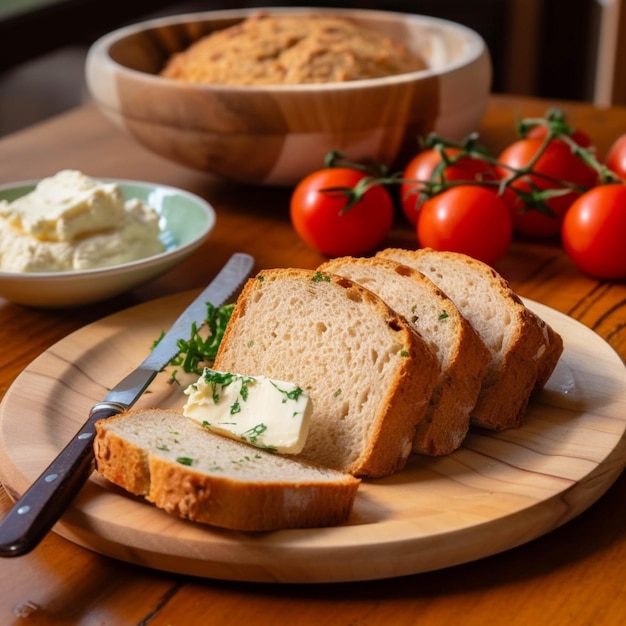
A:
<box><xmin>86</xmin><ymin>8</ymin><xmax>492</xmax><ymax>186</ymax></box>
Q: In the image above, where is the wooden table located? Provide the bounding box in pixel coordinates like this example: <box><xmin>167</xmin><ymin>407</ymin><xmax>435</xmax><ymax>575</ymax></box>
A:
<box><xmin>1</xmin><ymin>94</ymin><xmax>625</xmax><ymax>624</ymax></box>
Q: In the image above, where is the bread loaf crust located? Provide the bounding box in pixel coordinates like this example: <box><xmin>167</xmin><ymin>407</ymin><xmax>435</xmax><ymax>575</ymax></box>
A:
<box><xmin>94</xmin><ymin>409</ymin><xmax>360</xmax><ymax>531</ymax></box>
<box><xmin>319</xmin><ymin>256</ymin><xmax>491</xmax><ymax>455</ymax></box>
<box><xmin>160</xmin><ymin>14</ymin><xmax>426</xmax><ymax>86</ymax></box>
<box><xmin>378</xmin><ymin>248</ymin><xmax>563</xmax><ymax>431</ymax></box>
<box><xmin>214</xmin><ymin>268</ymin><xmax>439</xmax><ymax>477</ymax></box>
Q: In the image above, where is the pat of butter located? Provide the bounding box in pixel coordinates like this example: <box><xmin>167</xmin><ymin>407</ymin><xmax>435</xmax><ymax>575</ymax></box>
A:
<box><xmin>183</xmin><ymin>369</ymin><xmax>312</xmax><ymax>454</ymax></box>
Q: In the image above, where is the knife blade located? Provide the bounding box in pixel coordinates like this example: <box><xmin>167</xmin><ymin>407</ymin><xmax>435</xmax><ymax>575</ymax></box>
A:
<box><xmin>0</xmin><ymin>252</ymin><xmax>254</xmax><ymax>557</ymax></box>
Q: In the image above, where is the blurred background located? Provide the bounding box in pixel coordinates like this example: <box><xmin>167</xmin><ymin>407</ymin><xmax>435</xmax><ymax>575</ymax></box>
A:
<box><xmin>0</xmin><ymin>0</ymin><xmax>624</xmax><ymax>136</ymax></box>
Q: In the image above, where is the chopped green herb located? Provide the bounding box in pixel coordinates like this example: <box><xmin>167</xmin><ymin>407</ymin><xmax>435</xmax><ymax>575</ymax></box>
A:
<box><xmin>239</xmin><ymin>423</ymin><xmax>276</xmax><ymax>451</ymax></box>
<box><xmin>156</xmin><ymin>444</ymin><xmax>169</xmax><ymax>451</ymax></box>
<box><xmin>333</xmin><ymin>388</ymin><xmax>342</xmax><ymax>398</ymax></box>
<box><xmin>400</xmin><ymin>349</ymin><xmax>409</xmax><ymax>357</ymax></box>
<box><xmin>201</xmin><ymin>369</ymin><xmax>254</xmax><ymax>405</ymax></box>
<box><xmin>311</xmin><ymin>271</ymin><xmax>331</xmax><ymax>283</ymax></box>
<box><xmin>154</xmin><ymin>302</ymin><xmax>235</xmax><ymax>378</ymax></box>
<box><xmin>176</xmin><ymin>457</ymin><xmax>193</xmax><ymax>466</ymax></box>
<box><xmin>269</xmin><ymin>381</ymin><xmax>305</xmax><ymax>403</ymax></box>
<box><xmin>243</xmin><ymin>423</ymin><xmax>268</xmax><ymax>443</ymax></box>
<box><xmin>438</xmin><ymin>311</ymin><xmax>450</xmax><ymax>321</ymax></box>
<box><xmin>239</xmin><ymin>382</ymin><xmax>250</xmax><ymax>402</ymax></box>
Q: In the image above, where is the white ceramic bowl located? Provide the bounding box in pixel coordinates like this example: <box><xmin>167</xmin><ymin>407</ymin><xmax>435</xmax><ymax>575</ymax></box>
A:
<box><xmin>0</xmin><ymin>179</ymin><xmax>216</xmax><ymax>308</ymax></box>
<box><xmin>86</xmin><ymin>7</ymin><xmax>492</xmax><ymax>186</ymax></box>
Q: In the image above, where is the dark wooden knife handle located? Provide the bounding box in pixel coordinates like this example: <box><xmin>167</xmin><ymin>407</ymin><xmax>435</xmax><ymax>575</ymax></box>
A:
<box><xmin>0</xmin><ymin>404</ymin><xmax>123</xmax><ymax>557</ymax></box>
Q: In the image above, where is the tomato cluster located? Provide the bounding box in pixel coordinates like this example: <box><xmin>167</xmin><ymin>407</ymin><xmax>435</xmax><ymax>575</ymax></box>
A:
<box><xmin>289</xmin><ymin>110</ymin><xmax>626</xmax><ymax>279</ymax></box>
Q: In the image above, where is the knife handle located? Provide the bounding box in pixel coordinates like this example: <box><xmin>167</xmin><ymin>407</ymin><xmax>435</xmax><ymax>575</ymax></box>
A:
<box><xmin>0</xmin><ymin>404</ymin><xmax>123</xmax><ymax>557</ymax></box>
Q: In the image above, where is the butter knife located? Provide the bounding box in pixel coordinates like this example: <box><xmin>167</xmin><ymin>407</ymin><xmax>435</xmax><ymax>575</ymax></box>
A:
<box><xmin>0</xmin><ymin>252</ymin><xmax>254</xmax><ymax>557</ymax></box>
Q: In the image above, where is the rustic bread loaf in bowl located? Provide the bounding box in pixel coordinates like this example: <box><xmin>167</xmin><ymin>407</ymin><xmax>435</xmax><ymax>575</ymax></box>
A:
<box><xmin>85</xmin><ymin>7</ymin><xmax>492</xmax><ymax>186</ymax></box>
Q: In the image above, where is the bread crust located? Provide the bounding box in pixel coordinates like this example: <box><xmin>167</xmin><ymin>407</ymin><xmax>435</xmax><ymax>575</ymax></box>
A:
<box><xmin>94</xmin><ymin>409</ymin><xmax>360</xmax><ymax>531</ymax></box>
<box><xmin>319</xmin><ymin>256</ymin><xmax>491</xmax><ymax>456</ymax></box>
<box><xmin>378</xmin><ymin>248</ymin><xmax>564</xmax><ymax>431</ymax></box>
<box><xmin>160</xmin><ymin>14</ymin><xmax>426</xmax><ymax>85</ymax></box>
<box><xmin>214</xmin><ymin>268</ymin><xmax>439</xmax><ymax>477</ymax></box>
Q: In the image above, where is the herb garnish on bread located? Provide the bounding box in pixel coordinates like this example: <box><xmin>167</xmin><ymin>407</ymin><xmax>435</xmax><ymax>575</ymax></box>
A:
<box><xmin>213</xmin><ymin>268</ymin><xmax>439</xmax><ymax>477</ymax></box>
<box><xmin>94</xmin><ymin>409</ymin><xmax>360</xmax><ymax>531</ymax></box>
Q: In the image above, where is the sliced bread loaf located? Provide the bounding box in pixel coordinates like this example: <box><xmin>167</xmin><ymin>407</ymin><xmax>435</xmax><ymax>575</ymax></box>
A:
<box><xmin>377</xmin><ymin>248</ymin><xmax>563</xmax><ymax>431</ymax></box>
<box><xmin>94</xmin><ymin>408</ymin><xmax>361</xmax><ymax>531</ymax></box>
<box><xmin>319</xmin><ymin>256</ymin><xmax>491</xmax><ymax>455</ymax></box>
<box><xmin>213</xmin><ymin>267</ymin><xmax>439</xmax><ymax>477</ymax></box>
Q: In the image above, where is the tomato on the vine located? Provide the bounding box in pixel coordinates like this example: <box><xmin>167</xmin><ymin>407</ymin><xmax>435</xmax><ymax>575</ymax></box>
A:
<box><xmin>497</xmin><ymin>138</ymin><xmax>598</xmax><ymax>238</ymax></box>
<box><xmin>416</xmin><ymin>185</ymin><xmax>513</xmax><ymax>266</ymax></box>
<box><xmin>400</xmin><ymin>147</ymin><xmax>497</xmax><ymax>226</ymax></box>
<box><xmin>526</xmin><ymin>124</ymin><xmax>593</xmax><ymax>148</ymax></box>
<box><xmin>290</xmin><ymin>167</ymin><xmax>394</xmax><ymax>257</ymax></box>
<box><xmin>561</xmin><ymin>184</ymin><xmax>626</xmax><ymax>280</ymax></box>
<box><xmin>605</xmin><ymin>134</ymin><xmax>626</xmax><ymax>181</ymax></box>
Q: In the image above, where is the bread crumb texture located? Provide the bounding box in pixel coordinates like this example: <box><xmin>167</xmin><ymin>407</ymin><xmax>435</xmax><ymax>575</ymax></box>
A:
<box><xmin>319</xmin><ymin>256</ymin><xmax>491</xmax><ymax>456</ymax></box>
<box><xmin>214</xmin><ymin>268</ymin><xmax>438</xmax><ymax>477</ymax></box>
<box><xmin>377</xmin><ymin>248</ymin><xmax>564</xmax><ymax>431</ymax></box>
<box><xmin>94</xmin><ymin>409</ymin><xmax>360</xmax><ymax>531</ymax></box>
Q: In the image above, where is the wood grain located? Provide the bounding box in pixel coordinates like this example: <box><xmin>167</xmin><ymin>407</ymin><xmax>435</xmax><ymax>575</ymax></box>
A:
<box><xmin>1</xmin><ymin>95</ymin><xmax>626</xmax><ymax>624</ymax></box>
<box><xmin>1</xmin><ymin>292</ymin><xmax>624</xmax><ymax>583</ymax></box>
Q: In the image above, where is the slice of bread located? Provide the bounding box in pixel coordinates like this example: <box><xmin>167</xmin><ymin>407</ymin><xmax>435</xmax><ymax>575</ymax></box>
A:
<box><xmin>93</xmin><ymin>408</ymin><xmax>361</xmax><ymax>531</ymax></box>
<box><xmin>213</xmin><ymin>267</ymin><xmax>439</xmax><ymax>477</ymax></box>
<box><xmin>319</xmin><ymin>256</ymin><xmax>491</xmax><ymax>455</ymax></box>
<box><xmin>377</xmin><ymin>248</ymin><xmax>564</xmax><ymax>431</ymax></box>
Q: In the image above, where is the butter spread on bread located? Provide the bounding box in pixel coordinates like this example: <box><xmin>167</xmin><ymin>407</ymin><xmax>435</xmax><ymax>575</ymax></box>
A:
<box><xmin>93</xmin><ymin>409</ymin><xmax>360</xmax><ymax>531</ymax></box>
<box><xmin>183</xmin><ymin>368</ymin><xmax>312</xmax><ymax>454</ymax></box>
<box><xmin>213</xmin><ymin>268</ymin><xmax>439</xmax><ymax>478</ymax></box>
<box><xmin>319</xmin><ymin>256</ymin><xmax>491</xmax><ymax>456</ymax></box>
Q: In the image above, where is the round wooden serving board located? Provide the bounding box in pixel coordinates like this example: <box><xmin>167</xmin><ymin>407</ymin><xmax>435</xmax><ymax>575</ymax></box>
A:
<box><xmin>1</xmin><ymin>292</ymin><xmax>625</xmax><ymax>583</ymax></box>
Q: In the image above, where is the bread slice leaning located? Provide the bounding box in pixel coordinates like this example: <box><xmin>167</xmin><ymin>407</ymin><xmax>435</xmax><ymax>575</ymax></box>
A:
<box><xmin>213</xmin><ymin>267</ymin><xmax>439</xmax><ymax>478</ymax></box>
<box><xmin>377</xmin><ymin>248</ymin><xmax>563</xmax><ymax>431</ymax></box>
<box><xmin>93</xmin><ymin>409</ymin><xmax>361</xmax><ymax>531</ymax></box>
<box><xmin>319</xmin><ymin>256</ymin><xmax>491</xmax><ymax>456</ymax></box>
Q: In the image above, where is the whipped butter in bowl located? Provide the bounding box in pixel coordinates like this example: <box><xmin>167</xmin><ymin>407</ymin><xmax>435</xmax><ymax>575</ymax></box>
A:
<box><xmin>0</xmin><ymin>172</ymin><xmax>216</xmax><ymax>308</ymax></box>
<box><xmin>0</xmin><ymin>170</ymin><xmax>165</xmax><ymax>272</ymax></box>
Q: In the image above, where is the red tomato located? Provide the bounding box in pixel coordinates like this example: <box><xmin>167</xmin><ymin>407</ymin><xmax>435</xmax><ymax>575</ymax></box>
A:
<box><xmin>526</xmin><ymin>124</ymin><xmax>593</xmax><ymax>148</ymax></box>
<box><xmin>400</xmin><ymin>148</ymin><xmax>496</xmax><ymax>226</ymax></box>
<box><xmin>416</xmin><ymin>186</ymin><xmax>513</xmax><ymax>266</ymax></box>
<box><xmin>605</xmin><ymin>134</ymin><xmax>626</xmax><ymax>181</ymax></box>
<box><xmin>498</xmin><ymin>138</ymin><xmax>598</xmax><ymax>238</ymax></box>
<box><xmin>290</xmin><ymin>167</ymin><xmax>394</xmax><ymax>257</ymax></box>
<box><xmin>561</xmin><ymin>184</ymin><xmax>626</xmax><ymax>280</ymax></box>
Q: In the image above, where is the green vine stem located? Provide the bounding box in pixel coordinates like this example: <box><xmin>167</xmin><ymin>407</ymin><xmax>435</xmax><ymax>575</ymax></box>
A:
<box><xmin>320</xmin><ymin>108</ymin><xmax>622</xmax><ymax>215</ymax></box>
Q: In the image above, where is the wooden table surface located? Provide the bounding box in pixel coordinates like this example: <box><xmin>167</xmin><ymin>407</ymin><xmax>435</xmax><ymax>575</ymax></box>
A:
<box><xmin>1</xmin><ymin>94</ymin><xmax>625</xmax><ymax>624</ymax></box>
